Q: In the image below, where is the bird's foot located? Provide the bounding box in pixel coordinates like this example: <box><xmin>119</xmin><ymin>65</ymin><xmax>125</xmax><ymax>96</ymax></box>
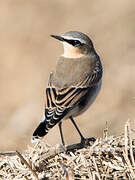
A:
<box><xmin>81</xmin><ymin>137</ymin><xmax>96</xmax><ymax>147</ymax></box>
<box><xmin>66</xmin><ymin>137</ymin><xmax>96</xmax><ymax>151</ymax></box>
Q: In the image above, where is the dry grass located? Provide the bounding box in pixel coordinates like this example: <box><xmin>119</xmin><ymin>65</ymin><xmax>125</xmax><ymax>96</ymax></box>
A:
<box><xmin>0</xmin><ymin>121</ymin><xmax>135</xmax><ymax>180</ymax></box>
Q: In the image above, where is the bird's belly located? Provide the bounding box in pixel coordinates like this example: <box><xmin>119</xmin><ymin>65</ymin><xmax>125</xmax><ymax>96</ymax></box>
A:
<box><xmin>64</xmin><ymin>80</ymin><xmax>102</xmax><ymax>119</ymax></box>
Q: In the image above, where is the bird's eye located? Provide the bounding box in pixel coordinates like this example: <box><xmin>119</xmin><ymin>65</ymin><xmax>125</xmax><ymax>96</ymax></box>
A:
<box><xmin>65</xmin><ymin>39</ymin><xmax>83</xmax><ymax>47</ymax></box>
<box><xmin>72</xmin><ymin>40</ymin><xmax>82</xmax><ymax>47</ymax></box>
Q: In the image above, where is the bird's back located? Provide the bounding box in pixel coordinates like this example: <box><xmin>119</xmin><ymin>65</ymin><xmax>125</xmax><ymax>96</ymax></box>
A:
<box><xmin>51</xmin><ymin>53</ymin><xmax>101</xmax><ymax>89</ymax></box>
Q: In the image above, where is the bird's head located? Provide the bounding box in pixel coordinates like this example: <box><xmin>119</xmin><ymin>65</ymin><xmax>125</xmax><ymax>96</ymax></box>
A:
<box><xmin>51</xmin><ymin>31</ymin><xmax>94</xmax><ymax>58</ymax></box>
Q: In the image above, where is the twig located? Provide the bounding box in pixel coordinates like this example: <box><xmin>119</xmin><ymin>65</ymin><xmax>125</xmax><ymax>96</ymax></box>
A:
<box><xmin>127</xmin><ymin>120</ymin><xmax>135</xmax><ymax>167</ymax></box>
<box><xmin>0</xmin><ymin>151</ymin><xmax>17</xmax><ymax>156</ymax></box>
<box><xmin>124</xmin><ymin>121</ymin><xmax>135</xmax><ymax>179</ymax></box>
<box><xmin>41</xmin><ymin>140</ymin><xmax>94</xmax><ymax>160</ymax></box>
<box><xmin>40</xmin><ymin>144</ymin><xmax>66</xmax><ymax>160</ymax></box>
<box><xmin>16</xmin><ymin>150</ymin><xmax>38</xmax><ymax>180</ymax></box>
<box><xmin>92</xmin><ymin>156</ymin><xmax>101</xmax><ymax>180</ymax></box>
<box><xmin>103</xmin><ymin>121</ymin><xmax>108</xmax><ymax>139</ymax></box>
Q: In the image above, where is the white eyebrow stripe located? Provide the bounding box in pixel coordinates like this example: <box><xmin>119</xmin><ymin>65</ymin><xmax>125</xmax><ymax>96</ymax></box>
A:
<box><xmin>62</xmin><ymin>36</ymin><xmax>85</xmax><ymax>44</ymax></box>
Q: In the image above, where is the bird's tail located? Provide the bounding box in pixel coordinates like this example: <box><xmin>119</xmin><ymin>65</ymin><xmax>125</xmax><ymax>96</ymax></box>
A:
<box><xmin>31</xmin><ymin>107</ymin><xmax>69</xmax><ymax>143</ymax></box>
<box><xmin>31</xmin><ymin>121</ymin><xmax>47</xmax><ymax>143</ymax></box>
<box><xmin>31</xmin><ymin>118</ymin><xmax>57</xmax><ymax>143</ymax></box>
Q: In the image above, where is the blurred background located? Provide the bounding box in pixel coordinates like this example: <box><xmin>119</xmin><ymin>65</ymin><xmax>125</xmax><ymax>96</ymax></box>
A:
<box><xmin>0</xmin><ymin>0</ymin><xmax>135</xmax><ymax>151</ymax></box>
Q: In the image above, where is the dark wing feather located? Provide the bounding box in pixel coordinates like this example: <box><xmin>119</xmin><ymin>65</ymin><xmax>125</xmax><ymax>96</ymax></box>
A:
<box><xmin>43</xmin><ymin>79</ymin><xmax>89</xmax><ymax>132</ymax></box>
<box><xmin>44</xmin><ymin>86</ymin><xmax>70</xmax><ymax>131</ymax></box>
<box><xmin>56</xmin><ymin>87</ymin><xmax>88</xmax><ymax>107</ymax></box>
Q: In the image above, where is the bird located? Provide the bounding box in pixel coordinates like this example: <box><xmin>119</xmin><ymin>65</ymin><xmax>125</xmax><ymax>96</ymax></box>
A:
<box><xmin>32</xmin><ymin>31</ymin><xmax>103</xmax><ymax>148</ymax></box>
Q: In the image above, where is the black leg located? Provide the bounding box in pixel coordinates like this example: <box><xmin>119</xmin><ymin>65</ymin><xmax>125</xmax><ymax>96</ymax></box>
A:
<box><xmin>58</xmin><ymin>121</ymin><xmax>65</xmax><ymax>146</ymax></box>
<box><xmin>69</xmin><ymin>116</ymin><xmax>85</xmax><ymax>141</ymax></box>
<box><xmin>67</xmin><ymin>116</ymin><xmax>96</xmax><ymax>150</ymax></box>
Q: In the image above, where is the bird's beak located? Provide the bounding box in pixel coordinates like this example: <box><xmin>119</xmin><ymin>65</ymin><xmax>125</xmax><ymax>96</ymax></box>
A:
<box><xmin>50</xmin><ymin>35</ymin><xmax>64</xmax><ymax>42</ymax></box>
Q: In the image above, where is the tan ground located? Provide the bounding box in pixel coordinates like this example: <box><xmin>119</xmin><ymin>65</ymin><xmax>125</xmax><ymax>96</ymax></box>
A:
<box><xmin>0</xmin><ymin>0</ymin><xmax>135</xmax><ymax>151</ymax></box>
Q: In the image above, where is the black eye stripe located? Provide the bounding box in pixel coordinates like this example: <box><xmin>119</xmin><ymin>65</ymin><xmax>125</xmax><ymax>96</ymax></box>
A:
<box><xmin>64</xmin><ymin>39</ymin><xmax>82</xmax><ymax>46</ymax></box>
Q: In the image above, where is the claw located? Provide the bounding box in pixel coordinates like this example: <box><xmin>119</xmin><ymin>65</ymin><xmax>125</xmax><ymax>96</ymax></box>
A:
<box><xmin>66</xmin><ymin>137</ymin><xmax>96</xmax><ymax>151</ymax></box>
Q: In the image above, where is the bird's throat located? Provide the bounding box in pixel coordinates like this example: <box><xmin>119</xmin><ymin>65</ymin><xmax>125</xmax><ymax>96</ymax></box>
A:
<box><xmin>62</xmin><ymin>42</ymin><xmax>84</xmax><ymax>58</ymax></box>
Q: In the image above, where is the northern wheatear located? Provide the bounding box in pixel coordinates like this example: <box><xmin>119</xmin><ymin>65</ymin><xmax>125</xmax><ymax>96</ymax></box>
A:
<box><xmin>32</xmin><ymin>31</ymin><xmax>103</xmax><ymax>148</ymax></box>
